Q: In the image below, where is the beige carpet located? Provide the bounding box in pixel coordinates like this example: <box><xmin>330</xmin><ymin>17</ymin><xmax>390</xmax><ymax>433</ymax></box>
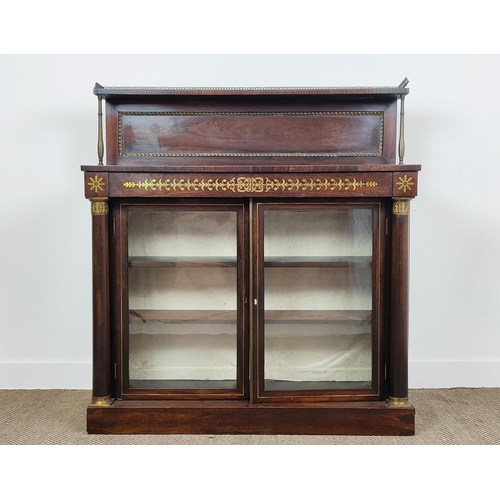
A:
<box><xmin>1</xmin><ymin>388</ymin><xmax>499</xmax><ymax>445</ymax></box>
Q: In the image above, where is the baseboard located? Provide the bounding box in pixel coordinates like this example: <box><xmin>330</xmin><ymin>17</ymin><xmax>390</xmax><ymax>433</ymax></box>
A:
<box><xmin>1</xmin><ymin>360</ymin><xmax>499</xmax><ymax>389</ymax></box>
<box><xmin>0</xmin><ymin>362</ymin><xmax>91</xmax><ymax>389</ymax></box>
<box><xmin>409</xmin><ymin>360</ymin><xmax>500</xmax><ymax>388</ymax></box>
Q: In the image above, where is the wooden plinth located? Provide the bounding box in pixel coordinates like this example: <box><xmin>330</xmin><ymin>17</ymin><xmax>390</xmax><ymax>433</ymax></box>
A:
<box><xmin>87</xmin><ymin>400</ymin><xmax>415</xmax><ymax>436</ymax></box>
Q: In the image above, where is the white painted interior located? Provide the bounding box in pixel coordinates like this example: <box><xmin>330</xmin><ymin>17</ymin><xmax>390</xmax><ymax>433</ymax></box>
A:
<box><xmin>0</xmin><ymin>54</ymin><xmax>499</xmax><ymax>389</ymax></box>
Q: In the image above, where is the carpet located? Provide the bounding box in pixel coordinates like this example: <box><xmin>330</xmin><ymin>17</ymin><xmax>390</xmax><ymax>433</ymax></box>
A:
<box><xmin>1</xmin><ymin>388</ymin><xmax>499</xmax><ymax>444</ymax></box>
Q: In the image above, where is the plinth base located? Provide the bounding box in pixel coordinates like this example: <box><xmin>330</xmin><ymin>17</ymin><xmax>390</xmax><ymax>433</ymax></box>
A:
<box><xmin>87</xmin><ymin>400</ymin><xmax>415</xmax><ymax>435</ymax></box>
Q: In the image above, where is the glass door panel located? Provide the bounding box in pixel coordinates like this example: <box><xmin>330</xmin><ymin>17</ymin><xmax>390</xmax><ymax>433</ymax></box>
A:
<box><xmin>261</xmin><ymin>205</ymin><xmax>377</xmax><ymax>394</ymax></box>
<box><xmin>126</xmin><ymin>207</ymin><xmax>241</xmax><ymax>393</ymax></box>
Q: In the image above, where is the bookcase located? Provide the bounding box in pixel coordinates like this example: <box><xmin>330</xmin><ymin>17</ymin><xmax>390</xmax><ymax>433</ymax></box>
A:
<box><xmin>83</xmin><ymin>81</ymin><xmax>420</xmax><ymax>434</ymax></box>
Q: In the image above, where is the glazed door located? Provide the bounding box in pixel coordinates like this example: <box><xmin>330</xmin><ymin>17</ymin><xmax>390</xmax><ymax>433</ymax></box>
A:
<box><xmin>252</xmin><ymin>201</ymin><xmax>385</xmax><ymax>402</ymax></box>
<box><xmin>119</xmin><ymin>201</ymin><xmax>248</xmax><ymax>399</ymax></box>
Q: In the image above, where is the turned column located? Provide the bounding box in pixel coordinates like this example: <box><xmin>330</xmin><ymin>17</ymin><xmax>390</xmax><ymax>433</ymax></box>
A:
<box><xmin>388</xmin><ymin>197</ymin><xmax>412</xmax><ymax>407</ymax></box>
<box><xmin>88</xmin><ymin>197</ymin><xmax>112</xmax><ymax>406</ymax></box>
<box><xmin>85</xmin><ymin>168</ymin><xmax>112</xmax><ymax>406</ymax></box>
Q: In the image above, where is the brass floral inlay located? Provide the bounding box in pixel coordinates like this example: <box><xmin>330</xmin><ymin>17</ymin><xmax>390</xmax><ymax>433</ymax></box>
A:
<box><xmin>122</xmin><ymin>177</ymin><xmax>379</xmax><ymax>193</ymax></box>
<box><xmin>396</xmin><ymin>175</ymin><xmax>414</xmax><ymax>193</ymax></box>
<box><xmin>87</xmin><ymin>175</ymin><xmax>105</xmax><ymax>194</ymax></box>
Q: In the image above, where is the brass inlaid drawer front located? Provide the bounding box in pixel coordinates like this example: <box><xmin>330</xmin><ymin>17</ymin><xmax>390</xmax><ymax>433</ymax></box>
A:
<box><xmin>110</xmin><ymin>173</ymin><xmax>392</xmax><ymax>198</ymax></box>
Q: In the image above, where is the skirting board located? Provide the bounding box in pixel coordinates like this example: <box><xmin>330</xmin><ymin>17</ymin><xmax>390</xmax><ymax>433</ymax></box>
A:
<box><xmin>0</xmin><ymin>362</ymin><xmax>92</xmax><ymax>389</ymax></box>
<box><xmin>1</xmin><ymin>361</ymin><xmax>499</xmax><ymax>389</ymax></box>
<box><xmin>409</xmin><ymin>361</ymin><xmax>500</xmax><ymax>388</ymax></box>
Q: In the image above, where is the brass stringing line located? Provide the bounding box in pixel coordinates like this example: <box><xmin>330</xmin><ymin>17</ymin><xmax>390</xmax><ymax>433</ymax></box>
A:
<box><xmin>122</xmin><ymin>152</ymin><xmax>382</xmax><ymax>157</ymax></box>
<box><xmin>379</xmin><ymin>114</ymin><xmax>384</xmax><ymax>155</ymax></box>
<box><xmin>118</xmin><ymin>111</ymin><xmax>384</xmax><ymax>157</ymax></box>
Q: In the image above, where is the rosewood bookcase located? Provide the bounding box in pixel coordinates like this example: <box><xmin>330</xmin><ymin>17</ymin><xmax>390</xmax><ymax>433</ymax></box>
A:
<box><xmin>82</xmin><ymin>81</ymin><xmax>420</xmax><ymax>435</ymax></box>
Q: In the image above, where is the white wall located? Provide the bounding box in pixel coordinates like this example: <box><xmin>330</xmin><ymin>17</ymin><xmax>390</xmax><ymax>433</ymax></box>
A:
<box><xmin>0</xmin><ymin>54</ymin><xmax>499</xmax><ymax>389</ymax></box>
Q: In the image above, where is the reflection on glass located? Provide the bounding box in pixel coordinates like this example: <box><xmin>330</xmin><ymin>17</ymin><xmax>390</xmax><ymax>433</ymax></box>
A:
<box><xmin>263</xmin><ymin>208</ymin><xmax>373</xmax><ymax>391</ymax></box>
<box><xmin>127</xmin><ymin>210</ymin><xmax>237</xmax><ymax>390</ymax></box>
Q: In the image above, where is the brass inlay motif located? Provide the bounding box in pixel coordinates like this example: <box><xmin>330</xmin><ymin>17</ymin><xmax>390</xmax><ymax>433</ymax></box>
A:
<box><xmin>122</xmin><ymin>177</ymin><xmax>379</xmax><ymax>193</ymax></box>
<box><xmin>118</xmin><ymin>111</ymin><xmax>384</xmax><ymax>158</ymax></box>
<box><xmin>396</xmin><ymin>174</ymin><xmax>414</xmax><ymax>193</ymax></box>
<box><xmin>87</xmin><ymin>174</ymin><xmax>105</xmax><ymax>194</ymax></box>
<box><xmin>393</xmin><ymin>199</ymin><xmax>410</xmax><ymax>216</ymax></box>
<box><xmin>91</xmin><ymin>200</ymin><xmax>109</xmax><ymax>215</ymax></box>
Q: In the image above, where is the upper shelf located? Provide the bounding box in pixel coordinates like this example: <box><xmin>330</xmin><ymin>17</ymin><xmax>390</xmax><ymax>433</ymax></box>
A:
<box><xmin>94</xmin><ymin>80</ymin><xmax>410</xmax><ymax>98</ymax></box>
<box><xmin>90</xmin><ymin>79</ymin><xmax>412</xmax><ymax>168</ymax></box>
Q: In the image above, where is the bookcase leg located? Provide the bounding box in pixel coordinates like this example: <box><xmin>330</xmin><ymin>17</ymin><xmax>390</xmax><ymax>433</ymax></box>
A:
<box><xmin>388</xmin><ymin>198</ymin><xmax>412</xmax><ymax>408</ymax></box>
<box><xmin>89</xmin><ymin>198</ymin><xmax>113</xmax><ymax>407</ymax></box>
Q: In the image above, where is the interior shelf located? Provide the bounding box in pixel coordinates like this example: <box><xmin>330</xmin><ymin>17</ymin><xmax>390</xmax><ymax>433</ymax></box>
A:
<box><xmin>129</xmin><ymin>309</ymin><xmax>371</xmax><ymax>324</ymax></box>
<box><xmin>130</xmin><ymin>309</ymin><xmax>237</xmax><ymax>323</ymax></box>
<box><xmin>265</xmin><ymin>310</ymin><xmax>371</xmax><ymax>323</ymax></box>
<box><xmin>129</xmin><ymin>256</ymin><xmax>237</xmax><ymax>267</ymax></box>
<box><xmin>129</xmin><ymin>256</ymin><xmax>371</xmax><ymax>268</ymax></box>
<box><xmin>264</xmin><ymin>256</ymin><xmax>372</xmax><ymax>268</ymax></box>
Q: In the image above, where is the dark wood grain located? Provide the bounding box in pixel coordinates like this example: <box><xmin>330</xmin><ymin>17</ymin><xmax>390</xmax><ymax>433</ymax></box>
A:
<box><xmin>82</xmin><ymin>163</ymin><xmax>422</xmax><ymax>173</ymax></box>
<box><xmin>103</xmin><ymin>95</ymin><xmax>399</xmax><ymax>165</ymax></box>
<box><xmin>109</xmin><ymin>201</ymin><xmax>122</xmax><ymax>399</ymax></box>
<box><xmin>91</xmin><ymin>202</ymin><xmax>111</xmax><ymax>399</ymax></box>
<box><xmin>87</xmin><ymin>400</ymin><xmax>415</xmax><ymax>435</ymax></box>
<box><xmin>389</xmin><ymin>201</ymin><xmax>410</xmax><ymax>399</ymax></box>
<box><xmin>120</xmin><ymin>112</ymin><xmax>383</xmax><ymax>156</ymax></box>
